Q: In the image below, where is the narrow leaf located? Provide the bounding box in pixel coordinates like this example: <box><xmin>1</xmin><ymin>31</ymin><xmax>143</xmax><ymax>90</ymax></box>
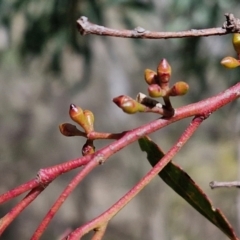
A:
<box><xmin>138</xmin><ymin>136</ymin><xmax>238</xmax><ymax>240</ymax></box>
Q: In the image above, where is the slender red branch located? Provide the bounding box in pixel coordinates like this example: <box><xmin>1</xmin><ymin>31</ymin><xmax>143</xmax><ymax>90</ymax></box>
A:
<box><xmin>91</xmin><ymin>223</ymin><xmax>108</xmax><ymax>240</ymax></box>
<box><xmin>86</xmin><ymin>131</ymin><xmax>126</xmax><ymax>140</ymax></box>
<box><xmin>76</xmin><ymin>14</ymin><xmax>240</xmax><ymax>39</ymax></box>
<box><xmin>65</xmin><ymin>116</ymin><xmax>204</xmax><ymax>239</ymax></box>
<box><xmin>0</xmin><ymin>155</ymin><xmax>93</xmax><ymax>205</ymax></box>
<box><xmin>1</xmin><ymin>82</ymin><xmax>240</xmax><ymax>205</ymax></box>
<box><xmin>0</xmin><ymin>179</ymin><xmax>39</xmax><ymax>205</ymax></box>
<box><xmin>0</xmin><ymin>186</ymin><xmax>44</xmax><ymax>235</ymax></box>
<box><xmin>30</xmin><ymin>159</ymin><xmax>99</xmax><ymax>240</ymax></box>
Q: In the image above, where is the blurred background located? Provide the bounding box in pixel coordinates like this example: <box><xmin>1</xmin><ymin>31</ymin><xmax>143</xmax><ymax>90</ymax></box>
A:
<box><xmin>0</xmin><ymin>0</ymin><xmax>240</xmax><ymax>239</ymax></box>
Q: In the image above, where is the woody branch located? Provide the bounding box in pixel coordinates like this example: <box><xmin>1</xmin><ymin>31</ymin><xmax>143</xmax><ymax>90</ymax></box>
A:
<box><xmin>76</xmin><ymin>13</ymin><xmax>240</xmax><ymax>39</ymax></box>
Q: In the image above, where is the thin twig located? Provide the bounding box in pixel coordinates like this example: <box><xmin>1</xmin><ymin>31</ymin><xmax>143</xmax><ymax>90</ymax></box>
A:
<box><xmin>76</xmin><ymin>14</ymin><xmax>240</xmax><ymax>39</ymax></box>
<box><xmin>210</xmin><ymin>181</ymin><xmax>240</xmax><ymax>189</ymax></box>
<box><xmin>59</xmin><ymin>123</ymin><xmax>126</xmax><ymax>139</ymax></box>
<box><xmin>0</xmin><ymin>186</ymin><xmax>44</xmax><ymax>235</ymax></box>
<box><xmin>86</xmin><ymin>131</ymin><xmax>126</xmax><ymax>140</ymax></box>
<box><xmin>30</xmin><ymin>160</ymin><xmax>99</xmax><ymax>240</ymax></box>
<box><xmin>91</xmin><ymin>223</ymin><xmax>108</xmax><ymax>240</ymax></box>
<box><xmin>64</xmin><ymin>116</ymin><xmax>205</xmax><ymax>240</ymax></box>
<box><xmin>0</xmin><ymin>179</ymin><xmax>39</xmax><ymax>205</ymax></box>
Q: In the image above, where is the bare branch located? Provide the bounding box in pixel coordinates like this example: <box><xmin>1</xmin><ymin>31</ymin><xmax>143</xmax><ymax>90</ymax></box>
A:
<box><xmin>76</xmin><ymin>13</ymin><xmax>240</xmax><ymax>39</ymax></box>
<box><xmin>210</xmin><ymin>181</ymin><xmax>240</xmax><ymax>189</ymax></box>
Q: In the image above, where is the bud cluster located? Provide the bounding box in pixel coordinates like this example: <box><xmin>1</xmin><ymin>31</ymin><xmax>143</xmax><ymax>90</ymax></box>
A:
<box><xmin>59</xmin><ymin>104</ymin><xmax>95</xmax><ymax>156</ymax></box>
<box><xmin>114</xmin><ymin>59</ymin><xmax>189</xmax><ymax>117</ymax></box>
<box><xmin>60</xmin><ymin>59</ymin><xmax>190</xmax><ymax>151</ymax></box>
<box><xmin>145</xmin><ymin>59</ymin><xmax>189</xmax><ymax>98</ymax></box>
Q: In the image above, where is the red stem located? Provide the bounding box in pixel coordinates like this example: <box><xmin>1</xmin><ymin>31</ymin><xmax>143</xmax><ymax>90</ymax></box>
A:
<box><xmin>91</xmin><ymin>223</ymin><xmax>108</xmax><ymax>240</ymax></box>
<box><xmin>0</xmin><ymin>186</ymin><xmax>44</xmax><ymax>235</ymax></box>
<box><xmin>87</xmin><ymin>131</ymin><xmax>126</xmax><ymax>140</ymax></box>
<box><xmin>65</xmin><ymin>116</ymin><xmax>204</xmax><ymax>239</ymax></box>
<box><xmin>30</xmin><ymin>159</ymin><xmax>98</xmax><ymax>240</ymax></box>
<box><xmin>0</xmin><ymin>82</ymin><xmax>239</xmax><ymax>205</ymax></box>
<box><xmin>0</xmin><ymin>179</ymin><xmax>39</xmax><ymax>205</ymax></box>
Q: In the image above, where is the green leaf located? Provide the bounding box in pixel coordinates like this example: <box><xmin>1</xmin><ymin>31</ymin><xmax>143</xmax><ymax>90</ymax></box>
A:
<box><xmin>138</xmin><ymin>136</ymin><xmax>238</xmax><ymax>240</ymax></box>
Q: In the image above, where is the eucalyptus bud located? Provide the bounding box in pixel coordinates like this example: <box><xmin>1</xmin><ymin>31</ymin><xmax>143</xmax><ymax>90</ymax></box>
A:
<box><xmin>144</xmin><ymin>69</ymin><xmax>157</xmax><ymax>85</ymax></box>
<box><xmin>157</xmin><ymin>59</ymin><xmax>171</xmax><ymax>86</ymax></box>
<box><xmin>221</xmin><ymin>56</ymin><xmax>240</xmax><ymax>69</ymax></box>
<box><xmin>168</xmin><ymin>81</ymin><xmax>189</xmax><ymax>96</ymax></box>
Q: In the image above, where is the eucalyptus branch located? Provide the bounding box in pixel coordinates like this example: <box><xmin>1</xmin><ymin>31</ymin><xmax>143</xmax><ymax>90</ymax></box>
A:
<box><xmin>31</xmin><ymin>159</ymin><xmax>99</xmax><ymax>240</ymax></box>
<box><xmin>210</xmin><ymin>181</ymin><xmax>240</xmax><ymax>189</ymax></box>
<box><xmin>1</xmin><ymin>6</ymin><xmax>240</xmax><ymax>239</ymax></box>
<box><xmin>0</xmin><ymin>186</ymin><xmax>44</xmax><ymax>236</ymax></box>
<box><xmin>76</xmin><ymin>13</ymin><xmax>240</xmax><ymax>39</ymax></box>
<box><xmin>64</xmin><ymin>116</ymin><xmax>204</xmax><ymax>240</ymax></box>
<box><xmin>0</xmin><ymin>82</ymin><xmax>240</xmax><ymax>206</ymax></box>
<box><xmin>91</xmin><ymin>223</ymin><xmax>108</xmax><ymax>240</ymax></box>
<box><xmin>0</xmin><ymin>178</ymin><xmax>40</xmax><ymax>205</ymax></box>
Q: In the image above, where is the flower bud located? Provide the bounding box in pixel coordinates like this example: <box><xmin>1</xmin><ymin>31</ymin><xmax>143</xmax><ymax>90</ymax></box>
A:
<box><xmin>232</xmin><ymin>33</ymin><xmax>240</xmax><ymax>54</ymax></box>
<box><xmin>82</xmin><ymin>140</ymin><xmax>95</xmax><ymax>156</ymax></box>
<box><xmin>83</xmin><ymin>110</ymin><xmax>94</xmax><ymax>133</ymax></box>
<box><xmin>113</xmin><ymin>95</ymin><xmax>132</xmax><ymax>107</ymax></box>
<box><xmin>221</xmin><ymin>56</ymin><xmax>240</xmax><ymax>69</ymax></box>
<box><xmin>113</xmin><ymin>95</ymin><xmax>145</xmax><ymax>114</ymax></box>
<box><xmin>69</xmin><ymin>104</ymin><xmax>90</xmax><ymax>133</ymax></box>
<box><xmin>157</xmin><ymin>59</ymin><xmax>171</xmax><ymax>84</ymax></box>
<box><xmin>148</xmin><ymin>84</ymin><xmax>165</xmax><ymax>98</ymax></box>
<box><xmin>144</xmin><ymin>69</ymin><xmax>157</xmax><ymax>85</ymax></box>
<box><xmin>168</xmin><ymin>81</ymin><xmax>189</xmax><ymax>96</ymax></box>
<box><xmin>59</xmin><ymin>123</ymin><xmax>85</xmax><ymax>137</ymax></box>
<box><xmin>121</xmin><ymin>101</ymin><xmax>139</xmax><ymax>114</ymax></box>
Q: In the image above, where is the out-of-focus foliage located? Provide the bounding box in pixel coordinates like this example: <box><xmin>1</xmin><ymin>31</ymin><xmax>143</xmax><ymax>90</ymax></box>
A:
<box><xmin>1</xmin><ymin>1</ymin><xmax>240</xmax><ymax>240</ymax></box>
<box><xmin>1</xmin><ymin>0</ymin><xmax>239</xmax><ymax>94</ymax></box>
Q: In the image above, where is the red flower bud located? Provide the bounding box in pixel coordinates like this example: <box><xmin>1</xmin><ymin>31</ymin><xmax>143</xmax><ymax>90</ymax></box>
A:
<box><xmin>113</xmin><ymin>95</ymin><xmax>131</xmax><ymax>106</ymax></box>
<box><xmin>59</xmin><ymin>123</ymin><xmax>85</xmax><ymax>137</ymax></box>
<box><xmin>157</xmin><ymin>59</ymin><xmax>171</xmax><ymax>84</ymax></box>
<box><xmin>82</xmin><ymin>140</ymin><xmax>95</xmax><ymax>156</ymax></box>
